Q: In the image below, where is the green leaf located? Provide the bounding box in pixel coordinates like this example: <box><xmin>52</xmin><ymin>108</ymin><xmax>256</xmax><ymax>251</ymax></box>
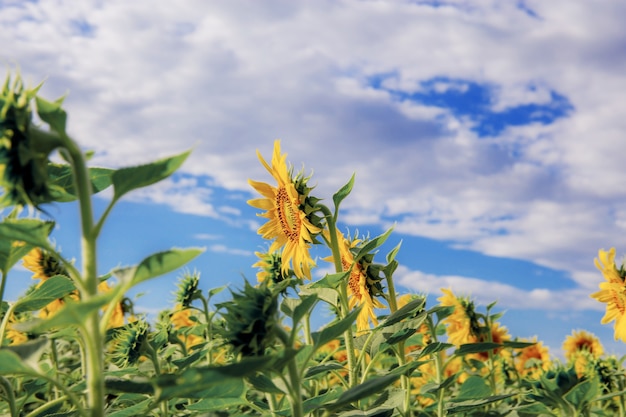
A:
<box><xmin>104</xmin><ymin>377</ymin><xmax>154</xmax><ymax>395</ymax></box>
<box><xmin>293</xmin><ymin>294</ymin><xmax>318</xmax><ymax>326</ymax></box>
<box><xmin>0</xmin><ymin>338</ymin><xmax>48</xmax><ymax>370</ymax></box>
<box><xmin>417</xmin><ymin>342</ymin><xmax>454</xmax><ymax>359</ymax></box>
<box><xmin>14</xmin><ymin>275</ymin><xmax>75</xmax><ymax>313</ymax></box>
<box><xmin>186</xmin><ymin>397</ymin><xmax>247</xmax><ymax>412</ymax></box>
<box><xmin>0</xmin><ymin>349</ymin><xmax>39</xmax><ymax>374</ymax></box>
<box><xmin>503</xmin><ymin>340</ymin><xmax>537</xmax><ymax>349</ymax></box>
<box><xmin>312</xmin><ymin>307</ymin><xmax>361</xmax><ymax>348</ymax></box>
<box><xmin>309</xmin><ymin>271</ymin><xmax>350</xmax><ymax>290</ymax></box>
<box><xmin>299</xmin><ymin>285</ymin><xmax>339</xmax><ymax>307</ymax></box>
<box><xmin>377</xmin><ymin>298</ymin><xmax>425</xmax><ymax>328</ymax></box>
<box><xmin>35</xmin><ymin>96</ymin><xmax>67</xmax><ymax>134</ymax></box>
<box><xmin>454</xmin><ymin>375</ymin><xmax>491</xmax><ymax>400</ymax></box>
<box><xmin>455</xmin><ymin>342</ymin><xmax>501</xmax><ymax>356</ymax></box>
<box><xmin>304</xmin><ymin>363</ymin><xmax>345</xmax><ymax>379</ymax></box>
<box><xmin>0</xmin><ymin>238</ymin><xmax>33</xmax><ymax>274</ymax></box>
<box><xmin>446</xmin><ymin>394</ymin><xmax>514</xmax><ymax>414</ymax></box>
<box><xmin>303</xmin><ymin>390</ymin><xmax>341</xmax><ymax>414</ymax></box>
<box><xmin>13</xmin><ymin>294</ymin><xmax>112</xmax><ymax>334</ymax></box>
<box><xmin>106</xmin><ymin>399</ymin><xmax>152</xmax><ymax>417</ymax></box>
<box><xmin>354</xmin><ymin>227</ymin><xmax>394</xmax><ymax>263</ymax></box>
<box><xmin>0</xmin><ymin>218</ymin><xmax>54</xmax><ymax>251</ymax></box>
<box><xmin>47</xmin><ymin>164</ymin><xmax>114</xmax><ymax>202</ymax></box>
<box><xmin>329</xmin><ymin>373</ymin><xmax>400</xmax><ymax>410</ymax></box>
<box><xmin>247</xmin><ymin>373</ymin><xmax>284</xmax><ymax>394</ymax></box>
<box><xmin>112</xmin><ymin>151</ymin><xmax>190</xmax><ymax>201</ymax></box>
<box><xmin>114</xmin><ymin>248</ymin><xmax>204</xmax><ymax>287</ymax></box>
<box><xmin>564</xmin><ymin>378</ymin><xmax>598</xmax><ymax>407</ymax></box>
<box><xmin>332</xmin><ymin>173</ymin><xmax>355</xmax><ymax>211</ymax></box>
<box><xmin>155</xmin><ymin>356</ymin><xmax>270</xmax><ymax>401</ymax></box>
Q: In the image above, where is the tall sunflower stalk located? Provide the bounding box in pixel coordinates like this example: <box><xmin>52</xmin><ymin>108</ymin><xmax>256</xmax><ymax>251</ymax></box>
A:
<box><xmin>0</xmin><ymin>74</ymin><xmax>105</xmax><ymax>416</ymax></box>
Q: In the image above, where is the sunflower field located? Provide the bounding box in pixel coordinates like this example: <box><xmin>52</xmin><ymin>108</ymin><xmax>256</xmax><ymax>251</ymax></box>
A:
<box><xmin>1</xmin><ymin>72</ymin><xmax>626</xmax><ymax>417</ymax></box>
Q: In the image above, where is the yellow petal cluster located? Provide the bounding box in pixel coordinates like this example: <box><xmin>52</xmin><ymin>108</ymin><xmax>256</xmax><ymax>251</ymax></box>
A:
<box><xmin>248</xmin><ymin>140</ymin><xmax>320</xmax><ymax>280</ymax></box>
<box><xmin>590</xmin><ymin>248</ymin><xmax>626</xmax><ymax>341</ymax></box>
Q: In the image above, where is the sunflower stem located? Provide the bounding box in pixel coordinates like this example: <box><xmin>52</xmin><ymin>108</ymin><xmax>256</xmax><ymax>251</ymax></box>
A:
<box><xmin>58</xmin><ymin>135</ymin><xmax>103</xmax><ymax>417</ymax></box>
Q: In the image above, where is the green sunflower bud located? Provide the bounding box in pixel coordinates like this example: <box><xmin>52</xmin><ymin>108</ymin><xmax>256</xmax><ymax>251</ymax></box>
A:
<box><xmin>174</xmin><ymin>270</ymin><xmax>200</xmax><ymax>308</ymax></box>
<box><xmin>217</xmin><ymin>281</ymin><xmax>279</xmax><ymax>357</ymax></box>
<box><xmin>0</xmin><ymin>73</ymin><xmax>63</xmax><ymax>208</ymax></box>
<box><xmin>110</xmin><ymin>319</ymin><xmax>150</xmax><ymax>367</ymax></box>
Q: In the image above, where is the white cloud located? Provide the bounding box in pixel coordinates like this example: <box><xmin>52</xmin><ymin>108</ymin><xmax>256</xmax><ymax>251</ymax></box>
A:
<box><xmin>208</xmin><ymin>244</ymin><xmax>252</xmax><ymax>257</ymax></box>
<box><xmin>396</xmin><ymin>265</ymin><xmax>600</xmax><ymax>311</ymax></box>
<box><xmin>1</xmin><ymin>0</ymin><xmax>625</xmax><ymax>305</ymax></box>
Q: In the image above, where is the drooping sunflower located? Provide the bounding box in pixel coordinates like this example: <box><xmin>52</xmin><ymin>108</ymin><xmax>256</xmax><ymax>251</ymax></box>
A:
<box><xmin>248</xmin><ymin>140</ymin><xmax>321</xmax><ymax>280</ymax></box>
<box><xmin>514</xmin><ymin>337</ymin><xmax>551</xmax><ymax>379</ymax></box>
<box><xmin>438</xmin><ymin>288</ymin><xmax>480</xmax><ymax>346</ymax></box>
<box><xmin>0</xmin><ymin>73</ymin><xmax>60</xmax><ymax>208</ymax></box>
<box><xmin>324</xmin><ymin>228</ymin><xmax>386</xmax><ymax>331</ymax></box>
<box><xmin>22</xmin><ymin>247</ymin><xmax>77</xmax><ymax>318</ymax></box>
<box><xmin>23</xmin><ymin>247</ymin><xmax>68</xmax><ymax>282</ymax></box>
<box><xmin>590</xmin><ymin>248</ymin><xmax>626</xmax><ymax>341</ymax></box>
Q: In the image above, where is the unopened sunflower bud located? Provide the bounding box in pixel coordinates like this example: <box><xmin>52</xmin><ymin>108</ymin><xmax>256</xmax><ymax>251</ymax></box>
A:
<box><xmin>174</xmin><ymin>271</ymin><xmax>200</xmax><ymax>308</ymax></box>
<box><xmin>111</xmin><ymin>319</ymin><xmax>150</xmax><ymax>367</ymax></box>
<box><xmin>0</xmin><ymin>73</ymin><xmax>62</xmax><ymax>208</ymax></box>
<box><xmin>218</xmin><ymin>281</ymin><xmax>279</xmax><ymax>357</ymax></box>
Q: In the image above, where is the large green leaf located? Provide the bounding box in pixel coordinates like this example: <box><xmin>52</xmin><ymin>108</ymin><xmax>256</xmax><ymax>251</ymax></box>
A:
<box><xmin>329</xmin><ymin>373</ymin><xmax>401</xmax><ymax>410</ymax></box>
<box><xmin>0</xmin><ymin>338</ymin><xmax>48</xmax><ymax>370</ymax></box>
<box><xmin>155</xmin><ymin>356</ymin><xmax>271</xmax><ymax>401</ymax></box>
<box><xmin>114</xmin><ymin>248</ymin><xmax>203</xmax><ymax>287</ymax></box>
<box><xmin>0</xmin><ymin>238</ymin><xmax>33</xmax><ymax>273</ymax></box>
<box><xmin>0</xmin><ymin>218</ymin><xmax>54</xmax><ymax>251</ymax></box>
<box><xmin>47</xmin><ymin>164</ymin><xmax>114</xmax><ymax>202</ymax></box>
<box><xmin>353</xmin><ymin>227</ymin><xmax>394</xmax><ymax>263</ymax></box>
<box><xmin>13</xmin><ymin>294</ymin><xmax>112</xmax><ymax>334</ymax></box>
<box><xmin>312</xmin><ymin>307</ymin><xmax>361</xmax><ymax>348</ymax></box>
<box><xmin>106</xmin><ymin>399</ymin><xmax>152</xmax><ymax>417</ymax></box>
<box><xmin>0</xmin><ymin>349</ymin><xmax>40</xmax><ymax>374</ymax></box>
<box><xmin>111</xmin><ymin>151</ymin><xmax>190</xmax><ymax>201</ymax></box>
<box><xmin>14</xmin><ymin>275</ymin><xmax>75</xmax><ymax>313</ymax></box>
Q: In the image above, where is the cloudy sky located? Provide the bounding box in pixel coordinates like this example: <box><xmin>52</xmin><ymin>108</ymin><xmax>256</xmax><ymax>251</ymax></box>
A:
<box><xmin>2</xmin><ymin>0</ymin><xmax>626</xmax><ymax>357</ymax></box>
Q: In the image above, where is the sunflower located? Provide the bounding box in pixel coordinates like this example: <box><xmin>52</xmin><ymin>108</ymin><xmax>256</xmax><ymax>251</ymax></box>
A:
<box><xmin>170</xmin><ymin>305</ymin><xmax>203</xmax><ymax>349</ymax></box>
<box><xmin>468</xmin><ymin>322</ymin><xmax>511</xmax><ymax>362</ymax></box>
<box><xmin>252</xmin><ymin>250</ymin><xmax>290</xmax><ymax>286</ymax></box>
<box><xmin>0</xmin><ymin>73</ymin><xmax>60</xmax><ymax>208</ymax></box>
<box><xmin>22</xmin><ymin>247</ymin><xmax>76</xmax><ymax>318</ymax></box>
<box><xmin>248</xmin><ymin>140</ymin><xmax>321</xmax><ymax>280</ymax></box>
<box><xmin>98</xmin><ymin>280</ymin><xmax>126</xmax><ymax>329</ymax></box>
<box><xmin>514</xmin><ymin>337</ymin><xmax>551</xmax><ymax>379</ymax></box>
<box><xmin>23</xmin><ymin>247</ymin><xmax>68</xmax><ymax>282</ymax></box>
<box><xmin>562</xmin><ymin>330</ymin><xmax>604</xmax><ymax>361</ymax></box>
<box><xmin>590</xmin><ymin>248</ymin><xmax>626</xmax><ymax>341</ymax></box>
<box><xmin>438</xmin><ymin>288</ymin><xmax>480</xmax><ymax>346</ymax></box>
<box><xmin>324</xmin><ymin>229</ymin><xmax>386</xmax><ymax>331</ymax></box>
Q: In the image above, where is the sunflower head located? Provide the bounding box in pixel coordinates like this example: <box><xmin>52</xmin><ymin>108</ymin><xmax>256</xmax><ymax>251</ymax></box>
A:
<box><xmin>110</xmin><ymin>319</ymin><xmax>150</xmax><ymax>368</ymax></box>
<box><xmin>248</xmin><ymin>140</ymin><xmax>322</xmax><ymax>280</ymax></box>
<box><xmin>0</xmin><ymin>73</ymin><xmax>60</xmax><ymax>208</ymax></box>
<box><xmin>514</xmin><ymin>337</ymin><xmax>551</xmax><ymax>379</ymax></box>
<box><xmin>590</xmin><ymin>248</ymin><xmax>626</xmax><ymax>341</ymax></box>
<box><xmin>252</xmin><ymin>250</ymin><xmax>292</xmax><ymax>287</ymax></box>
<box><xmin>438</xmin><ymin>288</ymin><xmax>481</xmax><ymax>346</ymax></box>
<box><xmin>217</xmin><ymin>280</ymin><xmax>279</xmax><ymax>356</ymax></box>
<box><xmin>174</xmin><ymin>271</ymin><xmax>201</xmax><ymax>308</ymax></box>
<box><xmin>562</xmin><ymin>330</ymin><xmax>604</xmax><ymax>362</ymax></box>
<box><xmin>22</xmin><ymin>247</ymin><xmax>68</xmax><ymax>282</ymax></box>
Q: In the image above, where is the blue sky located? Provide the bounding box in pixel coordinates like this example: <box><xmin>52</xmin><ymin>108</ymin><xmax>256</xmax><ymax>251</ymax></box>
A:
<box><xmin>2</xmin><ymin>0</ymin><xmax>626</xmax><ymax>358</ymax></box>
